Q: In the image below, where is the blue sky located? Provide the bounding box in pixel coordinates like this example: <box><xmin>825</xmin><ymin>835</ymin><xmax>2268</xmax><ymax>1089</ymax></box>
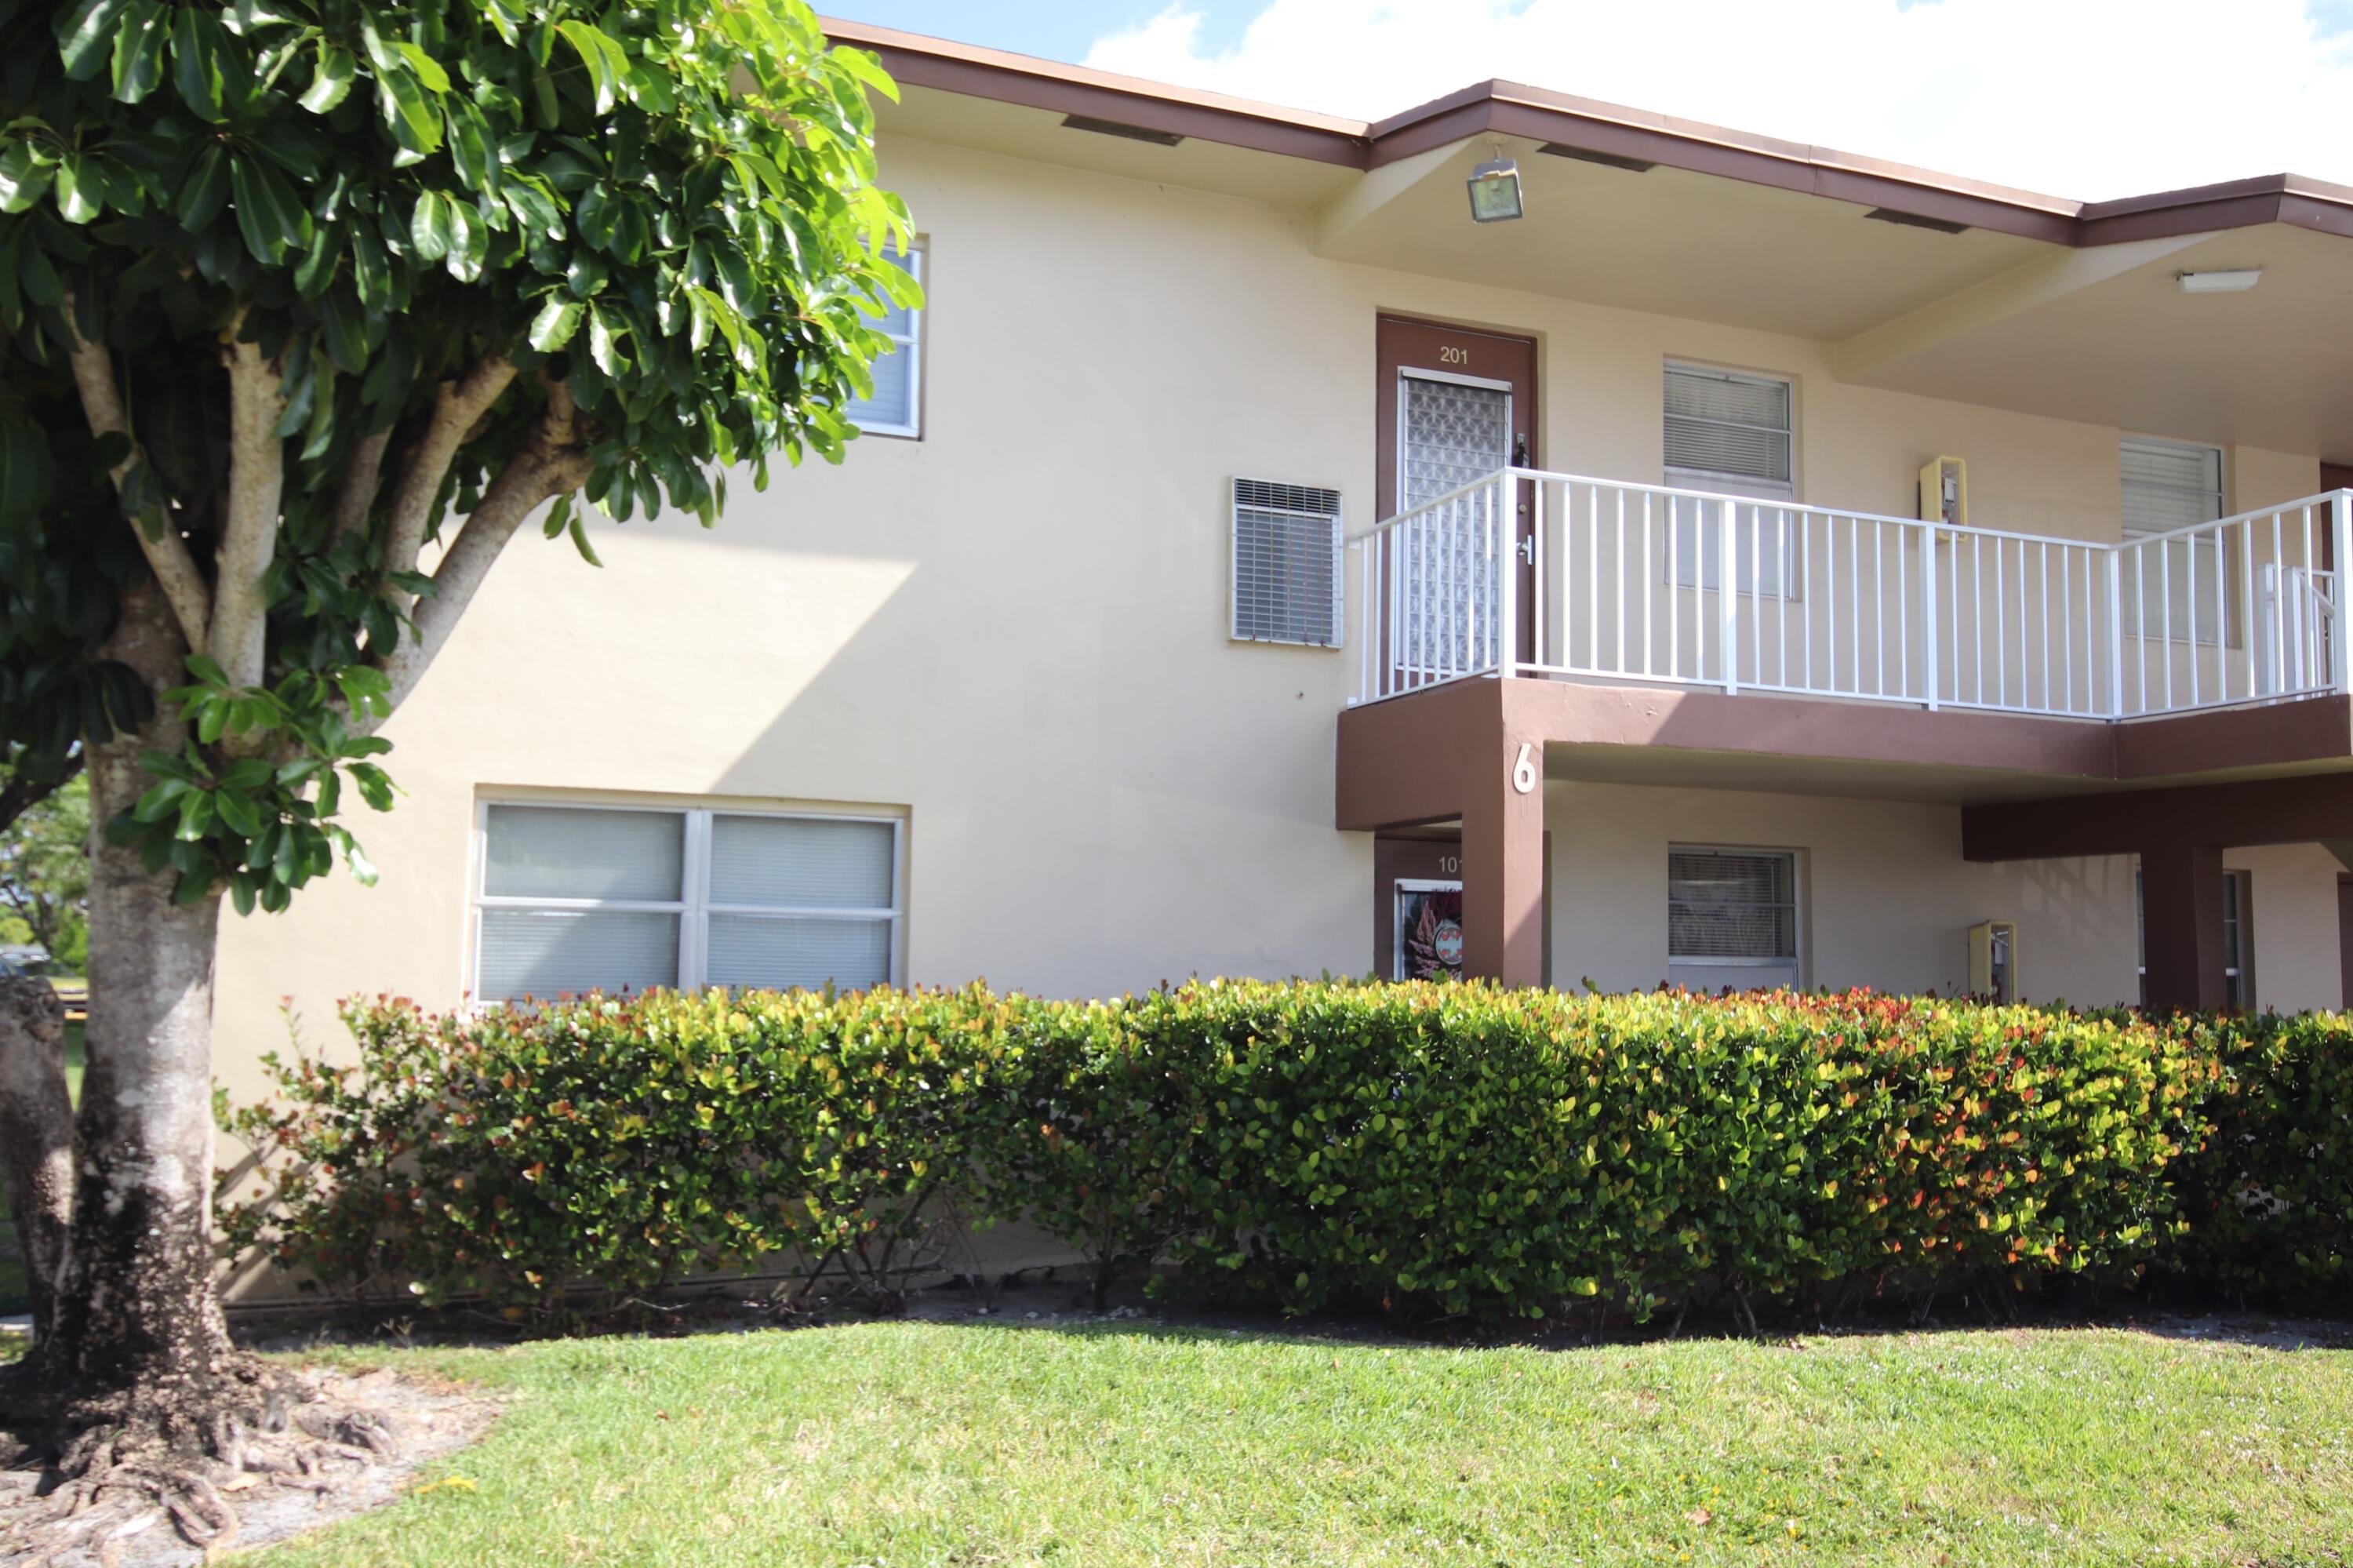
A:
<box><xmin>821</xmin><ymin>2</ymin><xmax>1264</xmax><ymax>63</ymax></box>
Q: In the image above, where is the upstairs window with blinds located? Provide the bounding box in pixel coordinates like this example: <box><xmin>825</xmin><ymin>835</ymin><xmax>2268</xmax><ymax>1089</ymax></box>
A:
<box><xmin>1665</xmin><ymin>365</ymin><xmax>1798</xmax><ymax>594</ymax></box>
<box><xmin>1231</xmin><ymin>478</ymin><xmax>1343</xmax><ymax>646</ymax></box>
<box><xmin>845</xmin><ymin>246</ymin><xmax>924</xmax><ymax>438</ymax></box>
<box><xmin>1667</xmin><ymin>846</ymin><xmax>1798</xmax><ymax>965</ymax></box>
<box><xmin>2120</xmin><ymin>436</ymin><xmax>2227</xmax><ymax>645</ymax></box>
<box><xmin>1664</xmin><ymin>364</ymin><xmax>1793</xmax><ymax>493</ymax></box>
<box><xmin>474</xmin><ymin>802</ymin><xmax>901</xmax><ymax>1003</ymax></box>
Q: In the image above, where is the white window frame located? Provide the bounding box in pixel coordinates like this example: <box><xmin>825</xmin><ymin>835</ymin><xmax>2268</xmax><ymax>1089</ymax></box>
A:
<box><xmin>1666</xmin><ymin>843</ymin><xmax>1802</xmax><ymax>970</ymax></box>
<box><xmin>1664</xmin><ymin>362</ymin><xmax>1798</xmax><ymax>597</ymax></box>
<box><xmin>469</xmin><ymin>799</ymin><xmax>905</xmax><ymax>999</ymax></box>
<box><xmin>848</xmin><ymin>244</ymin><xmax>924</xmax><ymax>440</ymax></box>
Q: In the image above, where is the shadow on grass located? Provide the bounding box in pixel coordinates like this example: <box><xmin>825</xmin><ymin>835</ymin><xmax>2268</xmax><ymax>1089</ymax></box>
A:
<box><xmin>221</xmin><ymin>1268</ymin><xmax>2353</xmax><ymax>1365</ymax></box>
<box><xmin>876</xmin><ymin>1275</ymin><xmax>2353</xmax><ymax>1359</ymax></box>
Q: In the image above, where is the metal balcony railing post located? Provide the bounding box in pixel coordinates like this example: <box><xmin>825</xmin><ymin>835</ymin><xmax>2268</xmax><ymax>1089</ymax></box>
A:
<box><xmin>2334</xmin><ymin>490</ymin><xmax>2353</xmax><ymax>694</ymax></box>
<box><xmin>2106</xmin><ymin>548</ymin><xmax>2126</xmax><ymax>718</ymax></box>
<box><xmin>1495</xmin><ymin>476</ymin><xmax>1516</xmax><ymax>679</ymax></box>
<box><xmin>1718</xmin><ymin>497</ymin><xmax>1739</xmax><ymax>695</ymax></box>
<box><xmin>1921</xmin><ymin>524</ymin><xmax>1939</xmax><ymax>711</ymax></box>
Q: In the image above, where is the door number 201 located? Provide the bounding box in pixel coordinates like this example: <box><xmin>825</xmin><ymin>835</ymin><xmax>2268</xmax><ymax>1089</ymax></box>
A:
<box><xmin>1438</xmin><ymin>345</ymin><xmax>1471</xmax><ymax>365</ymax></box>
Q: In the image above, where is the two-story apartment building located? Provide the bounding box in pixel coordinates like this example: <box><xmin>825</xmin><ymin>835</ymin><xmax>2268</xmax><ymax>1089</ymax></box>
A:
<box><xmin>209</xmin><ymin>20</ymin><xmax>2353</xmax><ymax>1097</ymax></box>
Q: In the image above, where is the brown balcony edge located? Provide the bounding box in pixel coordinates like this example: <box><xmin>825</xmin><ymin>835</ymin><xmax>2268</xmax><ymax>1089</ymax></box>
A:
<box><xmin>1336</xmin><ymin>679</ymin><xmax>2353</xmax><ymax>831</ymax></box>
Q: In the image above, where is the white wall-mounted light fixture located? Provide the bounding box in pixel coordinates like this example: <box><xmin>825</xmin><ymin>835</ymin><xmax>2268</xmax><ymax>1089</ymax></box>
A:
<box><xmin>1467</xmin><ymin>141</ymin><xmax>1524</xmax><ymax>223</ymax></box>
<box><xmin>2177</xmin><ymin>267</ymin><xmax>2263</xmax><ymax>294</ymax></box>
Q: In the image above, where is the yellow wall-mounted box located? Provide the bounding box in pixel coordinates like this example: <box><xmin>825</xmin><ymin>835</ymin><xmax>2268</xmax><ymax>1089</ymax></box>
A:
<box><xmin>1968</xmin><ymin>918</ymin><xmax>2017</xmax><ymax>1002</ymax></box>
<box><xmin>1919</xmin><ymin>455</ymin><xmax>1968</xmax><ymax>529</ymax></box>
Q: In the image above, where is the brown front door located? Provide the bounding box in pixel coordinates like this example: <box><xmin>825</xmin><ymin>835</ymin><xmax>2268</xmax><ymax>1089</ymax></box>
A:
<box><xmin>1374</xmin><ymin>831</ymin><xmax>1551</xmax><ymax>985</ymax></box>
<box><xmin>1375</xmin><ymin>316</ymin><xmax>1540</xmax><ymax>666</ymax></box>
<box><xmin>2338</xmin><ymin>874</ymin><xmax>2353</xmax><ymax>1007</ymax></box>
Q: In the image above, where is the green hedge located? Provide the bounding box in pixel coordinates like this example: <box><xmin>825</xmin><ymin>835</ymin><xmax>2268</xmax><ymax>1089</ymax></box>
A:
<box><xmin>223</xmin><ymin>980</ymin><xmax>2337</xmax><ymax>1322</ymax></box>
<box><xmin>2167</xmin><ymin>1009</ymin><xmax>2353</xmax><ymax>1298</ymax></box>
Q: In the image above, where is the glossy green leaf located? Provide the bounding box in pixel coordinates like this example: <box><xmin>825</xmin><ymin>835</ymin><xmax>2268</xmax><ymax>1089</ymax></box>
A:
<box><xmin>108</xmin><ymin>0</ymin><xmax>167</xmax><ymax>103</ymax></box>
<box><xmin>55</xmin><ymin>0</ymin><xmax>131</xmax><ymax>80</ymax></box>
<box><xmin>527</xmin><ymin>293</ymin><xmax>582</xmax><ymax>351</ymax></box>
<box><xmin>299</xmin><ymin>44</ymin><xmax>355</xmax><ymax>112</ymax></box>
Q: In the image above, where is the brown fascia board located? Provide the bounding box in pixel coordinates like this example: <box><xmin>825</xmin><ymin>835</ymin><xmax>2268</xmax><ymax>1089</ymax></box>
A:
<box><xmin>823</xmin><ymin>19</ymin><xmax>2353</xmax><ymax>249</ymax></box>
<box><xmin>820</xmin><ymin>18</ymin><xmax>1369</xmax><ymax>168</ymax></box>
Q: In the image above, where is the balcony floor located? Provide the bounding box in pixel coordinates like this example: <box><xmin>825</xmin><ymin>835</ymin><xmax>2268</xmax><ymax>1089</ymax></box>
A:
<box><xmin>1337</xmin><ymin>674</ymin><xmax>2353</xmax><ymax>821</ymax></box>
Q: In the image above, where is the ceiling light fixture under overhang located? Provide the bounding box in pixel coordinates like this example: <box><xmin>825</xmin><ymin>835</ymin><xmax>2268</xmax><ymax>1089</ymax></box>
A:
<box><xmin>2177</xmin><ymin>267</ymin><xmax>2263</xmax><ymax>294</ymax></box>
<box><xmin>1467</xmin><ymin>141</ymin><xmax>1524</xmax><ymax>223</ymax></box>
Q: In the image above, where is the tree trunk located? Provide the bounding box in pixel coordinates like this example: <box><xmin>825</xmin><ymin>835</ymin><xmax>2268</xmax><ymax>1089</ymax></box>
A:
<box><xmin>2</xmin><ymin>585</ymin><xmax>247</xmax><ymax>1442</ymax></box>
<box><xmin>0</xmin><ymin>978</ymin><xmax>73</xmax><ymax>1343</ymax></box>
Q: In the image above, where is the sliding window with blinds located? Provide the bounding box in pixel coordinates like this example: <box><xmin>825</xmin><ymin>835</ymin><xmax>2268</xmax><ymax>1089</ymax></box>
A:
<box><xmin>2121</xmin><ymin>436</ymin><xmax>2228</xmax><ymax>644</ymax></box>
<box><xmin>473</xmin><ymin>802</ymin><xmax>902</xmax><ymax>1003</ymax></box>
<box><xmin>1667</xmin><ymin>846</ymin><xmax>1801</xmax><ymax>989</ymax></box>
<box><xmin>1664</xmin><ymin>363</ymin><xmax>1798</xmax><ymax>595</ymax></box>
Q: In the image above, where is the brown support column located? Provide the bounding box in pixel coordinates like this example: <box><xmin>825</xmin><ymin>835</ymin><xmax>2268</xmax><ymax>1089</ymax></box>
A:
<box><xmin>1460</xmin><ymin>723</ymin><xmax>1544</xmax><ymax>988</ymax></box>
<box><xmin>2140</xmin><ymin>840</ymin><xmax>2229</xmax><ymax>1013</ymax></box>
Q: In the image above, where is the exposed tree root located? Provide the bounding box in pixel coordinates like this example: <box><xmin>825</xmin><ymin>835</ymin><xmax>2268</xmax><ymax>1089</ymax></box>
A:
<box><xmin>0</xmin><ymin>1357</ymin><xmax>402</xmax><ymax>1565</ymax></box>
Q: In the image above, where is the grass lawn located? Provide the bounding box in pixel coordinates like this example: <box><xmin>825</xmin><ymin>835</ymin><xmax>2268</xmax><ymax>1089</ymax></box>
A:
<box><xmin>0</xmin><ymin>1022</ymin><xmax>81</xmax><ymax>1315</ymax></box>
<box><xmin>242</xmin><ymin>1317</ymin><xmax>2353</xmax><ymax>1567</ymax></box>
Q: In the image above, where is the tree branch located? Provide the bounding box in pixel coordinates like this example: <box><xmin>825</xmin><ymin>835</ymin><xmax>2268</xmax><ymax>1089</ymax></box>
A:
<box><xmin>327</xmin><ymin>428</ymin><xmax>393</xmax><ymax>548</ymax></box>
<box><xmin>369</xmin><ymin>378</ymin><xmax>591</xmax><ymax>724</ymax></box>
<box><xmin>0</xmin><ymin>751</ymin><xmax>81</xmax><ymax>839</ymax></box>
<box><xmin>376</xmin><ymin>355</ymin><xmax>518</xmax><ymax>598</ymax></box>
<box><xmin>60</xmin><ymin>300</ymin><xmax>211</xmax><ymax>656</ymax></box>
<box><xmin>210</xmin><ymin>334</ymin><xmax>289</xmax><ymax>696</ymax></box>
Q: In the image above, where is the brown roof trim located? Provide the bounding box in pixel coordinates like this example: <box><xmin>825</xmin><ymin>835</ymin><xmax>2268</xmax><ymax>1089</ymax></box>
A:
<box><xmin>820</xmin><ymin>19</ymin><xmax>1369</xmax><ymax>168</ymax></box>
<box><xmin>824</xmin><ymin>17</ymin><xmax>2353</xmax><ymax>249</ymax></box>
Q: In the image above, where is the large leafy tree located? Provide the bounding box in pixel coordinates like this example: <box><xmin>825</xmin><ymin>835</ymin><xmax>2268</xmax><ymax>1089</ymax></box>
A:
<box><xmin>0</xmin><ymin>0</ymin><xmax>911</xmax><ymax>1523</ymax></box>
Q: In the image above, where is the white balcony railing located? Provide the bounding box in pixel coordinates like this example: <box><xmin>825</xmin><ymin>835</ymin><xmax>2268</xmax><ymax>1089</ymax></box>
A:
<box><xmin>1349</xmin><ymin>469</ymin><xmax>2353</xmax><ymax>721</ymax></box>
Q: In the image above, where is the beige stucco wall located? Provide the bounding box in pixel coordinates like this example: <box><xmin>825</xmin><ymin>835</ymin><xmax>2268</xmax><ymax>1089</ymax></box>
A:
<box><xmin>209</xmin><ymin>133</ymin><xmax>2346</xmax><ymax>1102</ymax></box>
<box><xmin>1550</xmin><ymin>784</ymin><xmax>2347</xmax><ymax>1013</ymax></box>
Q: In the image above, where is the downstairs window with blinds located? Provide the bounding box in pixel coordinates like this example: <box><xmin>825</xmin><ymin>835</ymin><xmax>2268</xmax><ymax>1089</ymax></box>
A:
<box><xmin>1231</xmin><ymin>478</ymin><xmax>1343</xmax><ymax>646</ymax></box>
<box><xmin>1664</xmin><ymin>364</ymin><xmax>1798</xmax><ymax>595</ymax></box>
<box><xmin>1667</xmin><ymin>846</ymin><xmax>1798</xmax><ymax>966</ymax></box>
<box><xmin>473</xmin><ymin>802</ymin><xmax>901</xmax><ymax>1003</ymax></box>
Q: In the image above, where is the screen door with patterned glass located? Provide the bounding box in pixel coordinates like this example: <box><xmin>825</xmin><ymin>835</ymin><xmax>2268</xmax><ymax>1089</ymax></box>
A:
<box><xmin>1375</xmin><ymin>317</ymin><xmax>1538</xmax><ymax>680</ymax></box>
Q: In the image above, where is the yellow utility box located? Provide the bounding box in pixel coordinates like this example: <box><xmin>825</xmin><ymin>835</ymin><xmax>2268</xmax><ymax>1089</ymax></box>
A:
<box><xmin>1919</xmin><ymin>455</ymin><xmax>1968</xmax><ymax>529</ymax></box>
<box><xmin>1968</xmin><ymin>919</ymin><xmax>2017</xmax><ymax>1003</ymax></box>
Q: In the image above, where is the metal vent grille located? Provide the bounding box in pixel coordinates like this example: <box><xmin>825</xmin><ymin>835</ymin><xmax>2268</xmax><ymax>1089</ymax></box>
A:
<box><xmin>1232</xmin><ymin>478</ymin><xmax>1342</xmax><ymax>647</ymax></box>
<box><xmin>1667</xmin><ymin>847</ymin><xmax>1798</xmax><ymax>962</ymax></box>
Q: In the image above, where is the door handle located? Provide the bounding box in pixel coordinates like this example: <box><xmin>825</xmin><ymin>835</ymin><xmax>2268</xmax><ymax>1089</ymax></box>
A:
<box><xmin>1517</xmin><ymin>537</ymin><xmax>1535</xmax><ymax>566</ymax></box>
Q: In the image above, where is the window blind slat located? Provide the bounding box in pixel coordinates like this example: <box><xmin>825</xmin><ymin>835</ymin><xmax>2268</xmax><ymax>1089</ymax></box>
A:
<box><xmin>478</xmin><ymin>908</ymin><xmax>679</xmax><ymax>1002</ymax></box>
<box><xmin>846</xmin><ymin>247</ymin><xmax>922</xmax><ymax>435</ymax></box>
<box><xmin>1667</xmin><ymin>848</ymin><xmax>1798</xmax><ymax>962</ymax></box>
<box><xmin>1664</xmin><ymin>366</ymin><xmax>1792</xmax><ymax>487</ymax></box>
<box><xmin>483</xmin><ymin>806</ymin><xmax>682</xmax><ymax>901</ymax></box>
<box><xmin>709</xmin><ymin>815</ymin><xmax>894</xmax><ymax>909</ymax></box>
<box><xmin>844</xmin><ymin>342</ymin><xmax>913</xmax><ymax>431</ymax></box>
<box><xmin>707</xmin><ymin>914</ymin><xmax>892</xmax><ymax>991</ymax></box>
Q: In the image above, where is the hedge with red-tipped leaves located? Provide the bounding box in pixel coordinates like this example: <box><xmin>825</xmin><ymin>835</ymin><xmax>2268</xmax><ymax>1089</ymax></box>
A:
<box><xmin>222</xmin><ymin>980</ymin><xmax>2302</xmax><ymax>1322</ymax></box>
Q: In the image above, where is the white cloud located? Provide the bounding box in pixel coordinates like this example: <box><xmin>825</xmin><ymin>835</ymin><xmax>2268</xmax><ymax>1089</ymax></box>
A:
<box><xmin>1083</xmin><ymin>0</ymin><xmax>2353</xmax><ymax>200</ymax></box>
